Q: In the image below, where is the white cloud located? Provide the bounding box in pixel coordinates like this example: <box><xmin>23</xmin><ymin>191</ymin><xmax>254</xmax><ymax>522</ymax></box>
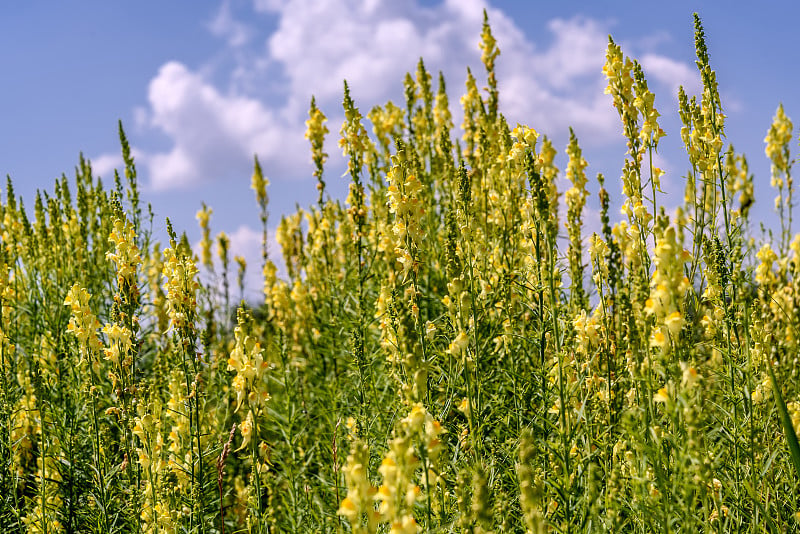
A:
<box><xmin>641</xmin><ymin>53</ymin><xmax>701</xmax><ymax>100</ymax></box>
<box><xmin>494</xmin><ymin>17</ymin><xmax>617</xmax><ymax>139</ymax></box>
<box><xmin>90</xmin><ymin>146</ymin><xmax>147</xmax><ymax>181</ymax></box>
<box><xmin>141</xmin><ymin>61</ymin><xmax>305</xmax><ymax>191</ymax></box>
<box><xmin>128</xmin><ymin>0</ymin><xmax>698</xmax><ymax>192</ymax></box>
<box><xmin>253</xmin><ymin>0</ymin><xmax>285</xmax><ymax>12</ymax></box>
<box><xmin>227</xmin><ymin>223</ymin><xmax>263</xmax><ymax>257</ymax></box>
<box><xmin>209</xmin><ymin>0</ymin><xmax>253</xmax><ymax>48</ymax></box>
<box><xmin>268</xmin><ymin>0</ymin><xmax>431</xmax><ymax>114</ymax></box>
<box><xmin>265</xmin><ymin>2</ymin><xmax>619</xmax><ymax>139</ymax></box>
<box><xmin>90</xmin><ymin>153</ymin><xmax>123</xmax><ymax>179</ymax></box>
<box><xmin>531</xmin><ymin>18</ymin><xmax>608</xmax><ymax>90</ymax></box>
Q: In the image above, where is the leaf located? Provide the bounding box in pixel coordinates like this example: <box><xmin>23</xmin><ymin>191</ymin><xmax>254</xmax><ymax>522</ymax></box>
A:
<box><xmin>766</xmin><ymin>361</ymin><xmax>800</xmax><ymax>480</ymax></box>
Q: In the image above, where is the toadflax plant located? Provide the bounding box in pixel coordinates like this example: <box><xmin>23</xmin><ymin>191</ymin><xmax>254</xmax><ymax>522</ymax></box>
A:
<box><xmin>2</xmin><ymin>10</ymin><xmax>800</xmax><ymax>534</ymax></box>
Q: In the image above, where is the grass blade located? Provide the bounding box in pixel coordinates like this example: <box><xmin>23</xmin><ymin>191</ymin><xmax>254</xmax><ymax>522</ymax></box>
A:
<box><xmin>766</xmin><ymin>361</ymin><xmax>800</xmax><ymax>479</ymax></box>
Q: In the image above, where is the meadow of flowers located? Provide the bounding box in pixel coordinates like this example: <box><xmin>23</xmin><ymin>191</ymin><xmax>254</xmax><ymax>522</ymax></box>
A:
<box><xmin>1</xmin><ymin>12</ymin><xmax>800</xmax><ymax>533</ymax></box>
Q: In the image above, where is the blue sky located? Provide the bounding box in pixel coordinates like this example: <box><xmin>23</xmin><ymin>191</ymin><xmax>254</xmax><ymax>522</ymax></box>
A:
<box><xmin>2</xmin><ymin>1</ymin><xmax>799</xmax><ymax>297</ymax></box>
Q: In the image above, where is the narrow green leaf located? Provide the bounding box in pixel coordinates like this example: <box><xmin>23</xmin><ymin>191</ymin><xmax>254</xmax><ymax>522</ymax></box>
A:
<box><xmin>766</xmin><ymin>362</ymin><xmax>800</xmax><ymax>479</ymax></box>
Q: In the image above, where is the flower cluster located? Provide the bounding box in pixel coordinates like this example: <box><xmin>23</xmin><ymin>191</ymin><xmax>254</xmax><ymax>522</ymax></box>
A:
<box><xmin>646</xmin><ymin>226</ymin><xmax>691</xmax><ymax>351</ymax></box>
<box><xmin>565</xmin><ymin>128</ymin><xmax>589</xmax><ymax>308</ymax></box>
<box><xmin>338</xmin><ymin>441</ymin><xmax>379</xmax><ymax>533</ymax></box>
<box><xmin>196</xmin><ymin>203</ymin><xmax>213</xmax><ymax>270</ymax></box>
<box><xmin>765</xmin><ymin>104</ymin><xmax>793</xmax><ymax>176</ymax></box>
<box><xmin>106</xmin><ymin>216</ymin><xmax>141</xmax><ymax>284</ymax></box>
<box><xmin>305</xmin><ymin>96</ymin><xmax>329</xmax><ymax>202</ymax></box>
<box><xmin>162</xmin><ymin>243</ymin><xmax>200</xmax><ymax>334</ymax></box>
<box><xmin>228</xmin><ymin>308</ymin><xmax>270</xmax><ymax>415</ymax></box>
<box><xmin>603</xmin><ymin>38</ymin><xmax>637</xmax><ymax>141</ymax></box>
<box><xmin>340</xmin><ymin>81</ymin><xmax>374</xmax><ymax>178</ymax></box>
<box><xmin>101</xmin><ymin>322</ymin><xmax>133</xmax><ymax>366</ymax></box>
<box><xmin>64</xmin><ymin>283</ymin><xmax>102</xmax><ymax>356</ymax></box>
<box><xmin>369</xmin><ymin>102</ymin><xmax>405</xmax><ymax>160</ymax></box>
<box><xmin>386</xmin><ymin>154</ymin><xmax>426</xmax><ymax>280</ymax></box>
<box><xmin>374</xmin><ymin>404</ymin><xmax>443</xmax><ymax>532</ymax></box>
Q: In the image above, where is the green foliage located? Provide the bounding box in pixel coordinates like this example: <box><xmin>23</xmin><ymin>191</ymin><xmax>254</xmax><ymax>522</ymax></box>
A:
<box><xmin>1</xmin><ymin>12</ymin><xmax>800</xmax><ymax>534</ymax></box>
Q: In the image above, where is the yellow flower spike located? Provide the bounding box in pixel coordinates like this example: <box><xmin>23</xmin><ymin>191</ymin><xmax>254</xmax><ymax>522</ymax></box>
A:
<box><xmin>338</xmin><ymin>496</ymin><xmax>358</xmax><ymax>522</ymax></box>
<box><xmin>216</xmin><ymin>231</ymin><xmax>229</xmax><ymax>266</ymax></box>
<box><xmin>64</xmin><ymin>283</ymin><xmax>103</xmax><ymax>355</ymax></box>
<box><xmin>765</xmin><ymin>104</ymin><xmax>793</xmax><ymax>173</ymax></box>
<box><xmin>680</xmin><ymin>362</ymin><xmax>701</xmax><ymax>389</ymax></box>
<box><xmin>161</xmin><ymin>244</ymin><xmax>200</xmax><ymax>333</ymax></box>
<box><xmin>424</xmin><ymin>321</ymin><xmax>436</xmax><ymax>341</ymax></box>
<box><xmin>235</xmin><ymin>411</ymin><xmax>254</xmax><ymax>452</ymax></box>
<box><xmin>403</xmin><ymin>403</ymin><xmax>426</xmax><ymax>431</ymax></box>
<box><xmin>251</xmin><ymin>159</ymin><xmax>270</xmax><ymax>208</ymax></box>
<box><xmin>653</xmin><ymin>386</ymin><xmax>670</xmax><ymax>404</ymax></box>
<box><xmin>650</xmin><ymin>329</ymin><xmax>667</xmax><ymax>349</ymax></box>
<box><xmin>446</xmin><ymin>331</ymin><xmax>469</xmax><ymax>357</ymax></box>
<box><xmin>665</xmin><ymin>311</ymin><xmax>684</xmax><ymax>337</ymax></box>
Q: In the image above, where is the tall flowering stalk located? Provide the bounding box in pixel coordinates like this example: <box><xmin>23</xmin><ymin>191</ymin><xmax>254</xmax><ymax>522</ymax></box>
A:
<box><xmin>460</xmin><ymin>68</ymin><xmax>483</xmax><ymax>164</ymax></box>
<box><xmin>217</xmin><ymin>232</ymin><xmax>231</xmax><ymax>326</ymax></box>
<box><xmin>341</xmin><ymin>81</ymin><xmax>374</xmax><ymax>269</ymax></box>
<box><xmin>645</xmin><ymin>226</ymin><xmax>691</xmax><ymax>355</ymax></box>
<box><xmin>764</xmin><ymin>104</ymin><xmax>794</xmax><ymax>255</ymax></box>
<box><xmin>227</xmin><ymin>307</ymin><xmax>271</xmax><ymax>531</ymax></box>
<box><xmin>340</xmin><ymin>81</ymin><xmax>376</xmax><ymax>428</ymax></box>
<box><xmin>162</xmin><ymin>220</ymin><xmax>207</xmax><ymax>532</ymax></box>
<box><xmin>305</xmin><ymin>96</ymin><xmax>329</xmax><ymax>207</ymax></box>
<box><xmin>479</xmin><ymin>9</ymin><xmax>500</xmax><ymax>120</ymax></box>
<box><xmin>251</xmin><ymin>156</ymin><xmax>270</xmax><ymax>302</ymax></box>
<box><xmin>603</xmin><ymin>39</ymin><xmax>671</xmax><ymax>374</ymax></box>
<box><xmin>337</xmin><ymin>441</ymin><xmax>379</xmax><ymax>534</ymax></box>
<box><xmin>680</xmin><ymin>14</ymin><xmax>732</xmax><ymax>284</ymax></box>
<box><xmin>234</xmin><ymin>255</ymin><xmax>247</xmax><ymax>303</ymax></box>
<box><xmin>104</xmin><ymin>209</ymin><xmax>143</xmax><ymax>511</ymax></box>
<box><xmin>603</xmin><ymin>38</ymin><xmax>661</xmax><ymax>283</ymax></box>
<box><xmin>632</xmin><ymin>62</ymin><xmax>666</xmax><ymax>215</ymax></box>
<box><xmin>196</xmin><ymin>203</ymin><xmax>213</xmax><ymax>272</ymax></box>
<box><xmin>385</xmin><ymin>147</ymin><xmax>429</xmax><ymax>403</ymax></box>
<box><xmin>64</xmin><ymin>284</ymin><xmax>110</xmax><ymax>530</ymax></box>
<box><xmin>565</xmin><ymin>128</ymin><xmax>589</xmax><ymax>312</ymax></box>
<box><xmin>133</xmin><ymin>397</ymin><xmax>177</xmax><ymax>534</ymax></box>
<box><xmin>411</xmin><ymin>59</ymin><xmax>435</xmax><ymax>164</ymax></box>
<box><xmin>433</xmin><ymin>73</ymin><xmax>454</xmax><ymax>160</ymax></box>
<box><xmin>369</xmin><ymin>404</ymin><xmax>443</xmax><ymax>532</ymax></box>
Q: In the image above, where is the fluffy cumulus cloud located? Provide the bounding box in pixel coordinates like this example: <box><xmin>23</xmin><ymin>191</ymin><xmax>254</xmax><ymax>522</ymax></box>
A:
<box><xmin>499</xmin><ymin>16</ymin><xmax>618</xmax><ymax>137</ymax></box>
<box><xmin>142</xmin><ymin>61</ymin><xmax>305</xmax><ymax>191</ymax></box>
<box><xmin>266</xmin><ymin>0</ymin><xmax>478</xmax><ymax>114</ymax></box>
<box><xmin>120</xmin><ymin>0</ymin><xmax>697</xmax><ymax>193</ymax></box>
<box><xmin>640</xmin><ymin>53</ymin><xmax>701</xmax><ymax>100</ymax></box>
<box><xmin>208</xmin><ymin>0</ymin><xmax>253</xmax><ymax>48</ymax></box>
<box><xmin>90</xmin><ymin>153</ymin><xmax>124</xmax><ymax>180</ymax></box>
<box><xmin>263</xmin><ymin>0</ymin><xmax>617</xmax><ymax>136</ymax></box>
